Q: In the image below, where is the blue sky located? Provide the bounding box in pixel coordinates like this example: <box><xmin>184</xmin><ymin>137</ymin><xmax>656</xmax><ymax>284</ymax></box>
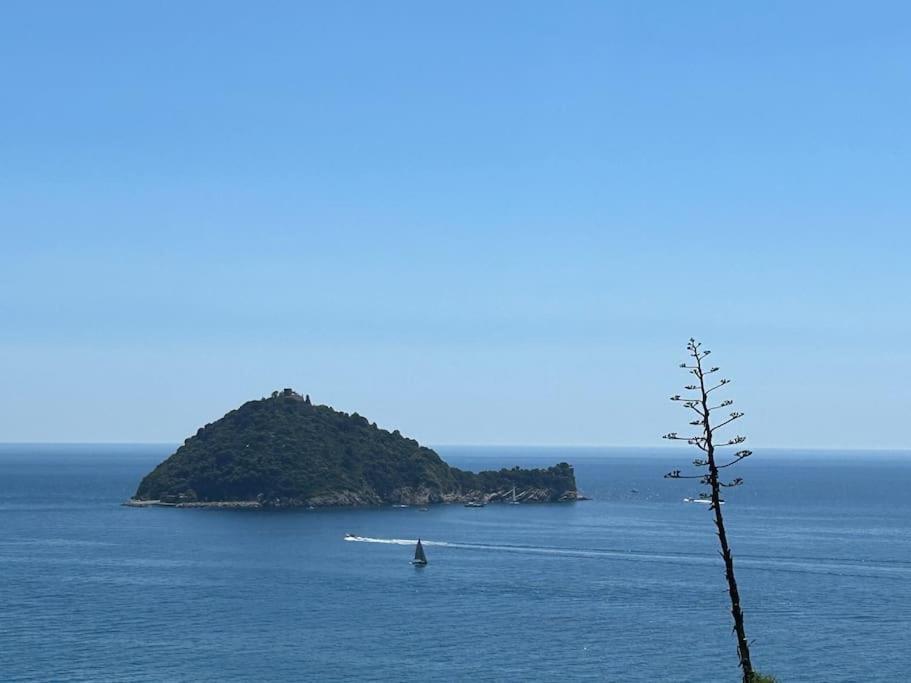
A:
<box><xmin>2</xmin><ymin>2</ymin><xmax>909</xmax><ymax>447</ymax></box>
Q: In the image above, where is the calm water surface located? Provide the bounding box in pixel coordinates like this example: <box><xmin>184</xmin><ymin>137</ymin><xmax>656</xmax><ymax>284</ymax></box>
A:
<box><xmin>2</xmin><ymin>444</ymin><xmax>910</xmax><ymax>682</ymax></box>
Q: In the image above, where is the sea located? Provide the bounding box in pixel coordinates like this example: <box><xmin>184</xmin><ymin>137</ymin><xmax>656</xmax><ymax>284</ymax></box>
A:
<box><xmin>1</xmin><ymin>444</ymin><xmax>910</xmax><ymax>682</ymax></box>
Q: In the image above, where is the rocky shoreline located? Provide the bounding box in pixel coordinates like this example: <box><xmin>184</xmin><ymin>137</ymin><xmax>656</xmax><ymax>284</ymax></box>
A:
<box><xmin>124</xmin><ymin>487</ymin><xmax>587</xmax><ymax>510</ymax></box>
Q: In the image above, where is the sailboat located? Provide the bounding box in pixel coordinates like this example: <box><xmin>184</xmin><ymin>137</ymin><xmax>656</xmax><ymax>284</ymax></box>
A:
<box><xmin>508</xmin><ymin>486</ymin><xmax>520</xmax><ymax>505</ymax></box>
<box><xmin>411</xmin><ymin>538</ymin><xmax>428</xmax><ymax>566</ymax></box>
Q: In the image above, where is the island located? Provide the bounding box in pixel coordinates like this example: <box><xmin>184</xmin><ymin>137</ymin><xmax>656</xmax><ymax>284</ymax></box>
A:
<box><xmin>128</xmin><ymin>389</ymin><xmax>579</xmax><ymax>508</ymax></box>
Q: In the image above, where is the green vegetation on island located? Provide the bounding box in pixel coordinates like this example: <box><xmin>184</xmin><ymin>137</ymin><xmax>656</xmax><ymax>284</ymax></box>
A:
<box><xmin>132</xmin><ymin>389</ymin><xmax>578</xmax><ymax>508</ymax></box>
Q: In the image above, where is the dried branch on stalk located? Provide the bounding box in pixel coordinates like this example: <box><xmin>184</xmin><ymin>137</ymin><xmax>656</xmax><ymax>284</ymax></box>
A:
<box><xmin>663</xmin><ymin>339</ymin><xmax>758</xmax><ymax>683</ymax></box>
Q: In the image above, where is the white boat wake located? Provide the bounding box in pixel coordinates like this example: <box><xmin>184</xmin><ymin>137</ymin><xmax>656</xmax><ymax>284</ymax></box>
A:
<box><xmin>344</xmin><ymin>535</ymin><xmax>451</xmax><ymax>547</ymax></box>
<box><xmin>344</xmin><ymin>535</ymin><xmax>709</xmax><ymax>561</ymax></box>
<box><xmin>342</xmin><ymin>535</ymin><xmax>911</xmax><ymax>579</ymax></box>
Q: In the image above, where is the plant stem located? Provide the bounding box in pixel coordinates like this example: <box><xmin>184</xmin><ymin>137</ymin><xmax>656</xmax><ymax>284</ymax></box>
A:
<box><xmin>695</xmin><ymin>350</ymin><xmax>753</xmax><ymax>682</ymax></box>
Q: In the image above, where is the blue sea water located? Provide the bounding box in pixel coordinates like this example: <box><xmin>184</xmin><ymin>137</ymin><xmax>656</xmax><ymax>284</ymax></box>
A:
<box><xmin>1</xmin><ymin>444</ymin><xmax>910</xmax><ymax>682</ymax></box>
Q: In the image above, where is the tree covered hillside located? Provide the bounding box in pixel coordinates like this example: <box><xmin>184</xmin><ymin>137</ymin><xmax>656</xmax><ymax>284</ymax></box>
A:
<box><xmin>134</xmin><ymin>389</ymin><xmax>577</xmax><ymax>507</ymax></box>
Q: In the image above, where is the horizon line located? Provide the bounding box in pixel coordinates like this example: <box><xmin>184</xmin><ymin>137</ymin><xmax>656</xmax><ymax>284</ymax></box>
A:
<box><xmin>1</xmin><ymin>441</ymin><xmax>910</xmax><ymax>454</ymax></box>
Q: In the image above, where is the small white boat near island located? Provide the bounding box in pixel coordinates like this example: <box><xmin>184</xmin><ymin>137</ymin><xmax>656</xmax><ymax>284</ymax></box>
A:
<box><xmin>684</xmin><ymin>497</ymin><xmax>725</xmax><ymax>505</ymax></box>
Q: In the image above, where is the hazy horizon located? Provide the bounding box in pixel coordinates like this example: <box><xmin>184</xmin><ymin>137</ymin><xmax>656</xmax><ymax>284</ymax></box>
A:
<box><xmin>3</xmin><ymin>441</ymin><xmax>911</xmax><ymax>456</ymax></box>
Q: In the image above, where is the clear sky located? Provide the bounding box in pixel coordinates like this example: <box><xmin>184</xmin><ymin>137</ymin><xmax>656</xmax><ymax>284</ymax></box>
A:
<box><xmin>2</xmin><ymin>2</ymin><xmax>909</xmax><ymax>448</ymax></box>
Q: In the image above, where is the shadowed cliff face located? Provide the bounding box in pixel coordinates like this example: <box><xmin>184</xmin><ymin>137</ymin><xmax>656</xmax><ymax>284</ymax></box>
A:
<box><xmin>134</xmin><ymin>391</ymin><xmax>577</xmax><ymax>507</ymax></box>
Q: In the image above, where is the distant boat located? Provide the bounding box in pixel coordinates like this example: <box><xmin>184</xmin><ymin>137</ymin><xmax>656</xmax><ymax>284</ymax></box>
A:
<box><xmin>463</xmin><ymin>501</ymin><xmax>485</xmax><ymax>508</ymax></box>
<box><xmin>392</xmin><ymin>504</ymin><xmax>409</xmax><ymax>508</ymax></box>
<box><xmin>684</xmin><ymin>497</ymin><xmax>725</xmax><ymax>505</ymax></box>
<box><xmin>508</xmin><ymin>486</ymin><xmax>520</xmax><ymax>505</ymax></box>
<box><xmin>411</xmin><ymin>539</ymin><xmax>428</xmax><ymax>566</ymax></box>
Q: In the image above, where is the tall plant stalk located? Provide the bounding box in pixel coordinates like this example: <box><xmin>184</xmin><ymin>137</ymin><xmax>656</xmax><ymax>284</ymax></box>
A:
<box><xmin>664</xmin><ymin>339</ymin><xmax>754</xmax><ymax>682</ymax></box>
